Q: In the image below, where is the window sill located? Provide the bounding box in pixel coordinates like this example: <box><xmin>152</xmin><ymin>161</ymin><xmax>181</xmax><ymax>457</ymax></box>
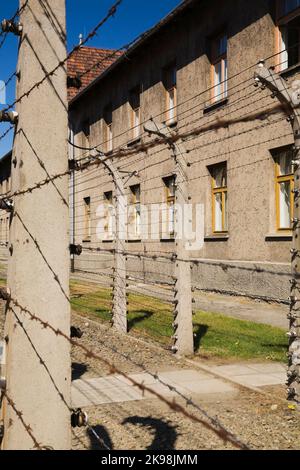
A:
<box><xmin>127</xmin><ymin>137</ymin><xmax>142</xmax><ymax>148</ymax></box>
<box><xmin>102</xmin><ymin>239</ymin><xmax>114</xmax><ymax>243</ymax></box>
<box><xmin>82</xmin><ymin>239</ymin><xmax>91</xmax><ymax>243</ymax></box>
<box><xmin>127</xmin><ymin>239</ymin><xmax>142</xmax><ymax>243</ymax></box>
<box><xmin>265</xmin><ymin>233</ymin><xmax>292</xmax><ymax>241</ymax></box>
<box><xmin>280</xmin><ymin>62</ymin><xmax>300</xmax><ymax>78</ymax></box>
<box><xmin>203</xmin><ymin>97</ymin><xmax>228</xmax><ymax>115</ymax></box>
<box><xmin>204</xmin><ymin>234</ymin><xmax>229</xmax><ymax>242</ymax></box>
<box><xmin>160</xmin><ymin>237</ymin><xmax>175</xmax><ymax>243</ymax></box>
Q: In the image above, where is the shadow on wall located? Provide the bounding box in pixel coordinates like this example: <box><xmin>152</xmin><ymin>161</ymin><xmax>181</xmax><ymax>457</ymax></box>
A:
<box><xmin>122</xmin><ymin>416</ymin><xmax>179</xmax><ymax>450</ymax></box>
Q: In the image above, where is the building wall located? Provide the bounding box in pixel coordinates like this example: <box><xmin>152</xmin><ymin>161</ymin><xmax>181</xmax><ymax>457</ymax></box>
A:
<box><xmin>69</xmin><ymin>0</ymin><xmax>296</xmax><ymax>302</ymax></box>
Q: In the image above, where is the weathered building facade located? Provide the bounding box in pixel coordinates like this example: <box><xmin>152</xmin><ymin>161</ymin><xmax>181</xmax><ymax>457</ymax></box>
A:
<box><xmin>1</xmin><ymin>0</ymin><xmax>298</xmax><ymax>302</ymax></box>
<box><xmin>68</xmin><ymin>0</ymin><xmax>300</xmax><ymax>303</ymax></box>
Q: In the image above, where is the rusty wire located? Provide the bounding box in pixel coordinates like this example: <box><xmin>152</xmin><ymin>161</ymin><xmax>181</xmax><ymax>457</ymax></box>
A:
<box><xmin>2</xmin><ymin>390</ymin><xmax>43</xmax><ymax>450</ymax></box>
<box><xmin>5</xmin><ymin>295</ymin><xmax>251</xmax><ymax>450</ymax></box>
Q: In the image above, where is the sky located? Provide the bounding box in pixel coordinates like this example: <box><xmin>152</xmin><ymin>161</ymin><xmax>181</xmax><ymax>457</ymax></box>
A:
<box><xmin>0</xmin><ymin>0</ymin><xmax>182</xmax><ymax>156</ymax></box>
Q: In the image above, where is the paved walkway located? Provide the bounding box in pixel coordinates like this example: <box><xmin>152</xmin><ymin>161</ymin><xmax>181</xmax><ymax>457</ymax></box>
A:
<box><xmin>72</xmin><ymin>363</ymin><xmax>286</xmax><ymax>408</ymax></box>
<box><xmin>210</xmin><ymin>362</ymin><xmax>286</xmax><ymax>388</ymax></box>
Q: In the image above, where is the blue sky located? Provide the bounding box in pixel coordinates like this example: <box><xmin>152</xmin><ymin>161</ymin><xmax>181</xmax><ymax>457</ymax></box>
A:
<box><xmin>0</xmin><ymin>0</ymin><xmax>181</xmax><ymax>156</ymax></box>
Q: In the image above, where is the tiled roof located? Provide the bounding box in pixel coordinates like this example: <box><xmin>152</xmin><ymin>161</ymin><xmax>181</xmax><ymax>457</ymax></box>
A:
<box><xmin>67</xmin><ymin>46</ymin><xmax>123</xmax><ymax>101</ymax></box>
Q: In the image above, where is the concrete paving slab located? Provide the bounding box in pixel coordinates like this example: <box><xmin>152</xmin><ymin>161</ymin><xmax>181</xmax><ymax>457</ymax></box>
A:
<box><xmin>72</xmin><ymin>378</ymin><xmax>143</xmax><ymax>407</ymax></box>
<box><xmin>211</xmin><ymin>364</ymin><xmax>257</xmax><ymax>376</ymax></box>
<box><xmin>175</xmin><ymin>379</ymin><xmax>235</xmax><ymax>395</ymax></box>
<box><xmin>158</xmin><ymin>370</ymin><xmax>210</xmax><ymax>383</ymax></box>
<box><xmin>231</xmin><ymin>374</ymin><xmax>284</xmax><ymax>387</ymax></box>
<box><xmin>71</xmin><ymin>369</ymin><xmax>236</xmax><ymax>408</ymax></box>
<box><xmin>127</xmin><ymin>372</ymin><xmax>160</xmax><ymax>386</ymax></box>
<box><xmin>72</xmin><ymin>363</ymin><xmax>286</xmax><ymax>408</ymax></box>
<box><xmin>246</xmin><ymin>363</ymin><xmax>286</xmax><ymax>374</ymax></box>
<box><xmin>208</xmin><ymin>362</ymin><xmax>286</xmax><ymax>388</ymax></box>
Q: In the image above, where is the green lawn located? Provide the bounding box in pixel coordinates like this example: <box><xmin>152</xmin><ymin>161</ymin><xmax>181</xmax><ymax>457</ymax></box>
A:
<box><xmin>70</xmin><ymin>280</ymin><xmax>288</xmax><ymax>362</ymax></box>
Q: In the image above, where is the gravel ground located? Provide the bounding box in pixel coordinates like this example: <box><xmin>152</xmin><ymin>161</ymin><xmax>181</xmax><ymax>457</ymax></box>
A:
<box><xmin>1</xmin><ymin>305</ymin><xmax>300</xmax><ymax>451</ymax></box>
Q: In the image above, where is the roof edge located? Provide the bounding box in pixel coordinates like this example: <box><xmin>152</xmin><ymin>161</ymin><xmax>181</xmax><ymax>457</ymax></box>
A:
<box><xmin>69</xmin><ymin>0</ymin><xmax>196</xmax><ymax>107</ymax></box>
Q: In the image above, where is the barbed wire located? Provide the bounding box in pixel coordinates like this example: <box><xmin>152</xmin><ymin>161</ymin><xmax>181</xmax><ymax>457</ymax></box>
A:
<box><xmin>1</xmin><ymin>0</ymin><xmax>123</xmax><ymax>114</ymax></box>
<box><xmin>2</xmin><ymin>390</ymin><xmax>43</xmax><ymax>450</ymax></box>
<box><xmin>68</xmin><ymin>47</ymin><xmax>296</xmax><ymax>159</ymax></box>
<box><xmin>0</xmin><ymin>1</ymin><xmax>30</xmax><ymax>50</ymax></box>
<box><xmin>0</xmin><ymin>100</ymin><xmax>288</xmax><ymax>210</ymax></box>
<box><xmin>6</xmin><ymin>295</ymin><xmax>250</xmax><ymax>450</ymax></box>
<box><xmin>68</xmin><ymin>91</ymin><xmax>286</xmax><ymax>197</ymax></box>
<box><xmin>0</xmin><ymin>0</ymin><xmax>295</xmax><ymax>451</ymax></box>
<box><xmin>0</xmin><ymin>126</ymin><xmax>14</xmax><ymax>144</ymax></box>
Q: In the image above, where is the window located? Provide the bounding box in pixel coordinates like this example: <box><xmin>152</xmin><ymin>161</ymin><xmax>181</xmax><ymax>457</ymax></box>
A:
<box><xmin>81</xmin><ymin>119</ymin><xmax>90</xmax><ymax>148</ymax></box>
<box><xmin>103</xmin><ymin>191</ymin><xmax>114</xmax><ymax>240</ymax></box>
<box><xmin>129</xmin><ymin>86</ymin><xmax>141</xmax><ymax>140</ymax></box>
<box><xmin>163</xmin><ymin>63</ymin><xmax>177</xmax><ymax>125</ymax></box>
<box><xmin>274</xmin><ymin>148</ymin><xmax>294</xmax><ymax>230</ymax></box>
<box><xmin>83</xmin><ymin>196</ymin><xmax>91</xmax><ymax>241</ymax></box>
<box><xmin>163</xmin><ymin>175</ymin><xmax>176</xmax><ymax>238</ymax></box>
<box><xmin>210</xmin><ymin>163</ymin><xmax>228</xmax><ymax>233</ymax></box>
<box><xmin>278</xmin><ymin>0</ymin><xmax>300</xmax><ymax>17</ymax></box>
<box><xmin>104</xmin><ymin>105</ymin><xmax>113</xmax><ymax>153</ymax></box>
<box><xmin>277</xmin><ymin>1</ymin><xmax>300</xmax><ymax>70</ymax></box>
<box><xmin>211</xmin><ymin>34</ymin><xmax>228</xmax><ymax>102</ymax></box>
<box><xmin>128</xmin><ymin>184</ymin><xmax>141</xmax><ymax>239</ymax></box>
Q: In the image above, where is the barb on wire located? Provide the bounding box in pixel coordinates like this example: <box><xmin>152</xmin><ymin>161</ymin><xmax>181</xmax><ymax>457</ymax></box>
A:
<box><xmin>7</xmin><ymin>296</ymin><xmax>250</xmax><ymax>450</ymax></box>
<box><xmin>0</xmin><ymin>0</ymin><xmax>29</xmax><ymax>50</ymax></box>
<box><xmin>0</xmin><ymin>126</ymin><xmax>14</xmax><ymax>143</ymax></box>
<box><xmin>2</xmin><ymin>0</ymin><xmax>123</xmax><ymax>113</ymax></box>
<box><xmin>2</xmin><ymin>390</ymin><xmax>43</xmax><ymax>450</ymax></box>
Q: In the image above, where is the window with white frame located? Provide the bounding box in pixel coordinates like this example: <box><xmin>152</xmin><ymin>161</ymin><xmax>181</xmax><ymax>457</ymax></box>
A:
<box><xmin>81</xmin><ymin>119</ymin><xmax>90</xmax><ymax>148</ymax></box>
<box><xmin>163</xmin><ymin>63</ymin><xmax>177</xmax><ymax>125</ymax></box>
<box><xmin>83</xmin><ymin>196</ymin><xmax>91</xmax><ymax>241</ymax></box>
<box><xmin>129</xmin><ymin>86</ymin><xmax>141</xmax><ymax>140</ymax></box>
<box><xmin>279</xmin><ymin>0</ymin><xmax>300</xmax><ymax>17</ymax></box>
<box><xmin>128</xmin><ymin>184</ymin><xmax>141</xmax><ymax>239</ymax></box>
<box><xmin>103</xmin><ymin>191</ymin><xmax>114</xmax><ymax>240</ymax></box>
<box><xmin>274</xmin><ymin>148</ymin><xmax>294</xmax><ymax>230</ymax></box>
<box><xmin>277</xmin><ymin>0</ymin><xmax>300</xmax><ymax>70</ymax></box>
<box><xmin>162</xmin><ymin>175</ymin><xmax>176</xmax><ymax>238</ymax></box>
<box><xmin>104</xmin><ymin>105</ymin><xmax>113</xmax><ymax>153</ymax></box>
<box><xmin>211</xmin><ymin>34</ymin><xmax>228</xmax><ymax>102</ymax></box>
<box><xmin>210</xmin><ymin>162</ymin><xmax>228</xmax><ymax>233</ymax></box>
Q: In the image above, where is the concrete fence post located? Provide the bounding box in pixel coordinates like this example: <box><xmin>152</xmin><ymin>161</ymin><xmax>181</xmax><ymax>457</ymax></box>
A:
<box><xmin>144</xmin><ymin>121</ymin><xmax>194</xmax><ymax>356</ymax></box>
<box><xmin>255</xmin><ymin>62</ymin><xmax>300</xmax><ymax>404</ymax></box>
<box><xmin>103</xmin><ymin>158</ymin><xmax>127</xmax><ymax>333</ymax></box>
<box><xmin>2</xmin><ymin>0</ymin><xmax>71</xmax><ymax>449</ymax></box>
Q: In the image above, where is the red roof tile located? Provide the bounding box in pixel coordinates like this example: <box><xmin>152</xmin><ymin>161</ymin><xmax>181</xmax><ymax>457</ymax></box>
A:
<box><xmin>67</xmin><ymin>46</ymin><xmax>122</xmax><ymax>101</ymax></box>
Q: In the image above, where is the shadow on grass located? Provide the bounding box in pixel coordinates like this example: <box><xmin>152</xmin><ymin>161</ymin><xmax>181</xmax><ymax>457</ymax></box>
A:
<box><xmin>87</xmin><ymin>425</ymin><xmax>114</xmax><ymax>450</ymax></box>
<box><xmin>128</xmin><ymin>310</ymin><xmax>154</xmax><ymax>332</ymax></box>
<box><xmin>193</xmin><ymin>324</ymin><xmax>209</xmax><ymax>353</ymax></box>
<box><xmin>122</xmin><ymin>416</ymin><xmax>178</xmax><ymax>450</ymax></box>
<box><xmin>262</xmin><ymin>343</ymin><xmax>288</xmax><ymax>349</ymax></box>
<box><xmin>72</xmin><ymin>362</ymin><xmax>88</xmax><ymax>381</ymax></box>
<box><xmin>95</xmin><ymin>308</ymin><xmax>111</xmax><ymax>318</ymax></box>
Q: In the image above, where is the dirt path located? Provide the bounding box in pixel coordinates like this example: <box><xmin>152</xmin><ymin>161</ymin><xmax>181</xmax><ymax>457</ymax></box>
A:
<box><xmin>1</xmin><ymin>305</ymin><xmax>299</xmax><ymax>450</ymax></box>
<box><xmin>70</xmin><ymin>312</ymin><xmax>300</xmax><ymax>451</ymax></box>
